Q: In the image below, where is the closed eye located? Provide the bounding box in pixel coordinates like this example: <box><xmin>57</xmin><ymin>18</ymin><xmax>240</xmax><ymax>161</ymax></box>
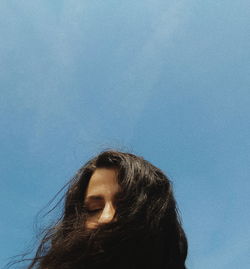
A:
<box><xmin>86</xmin><ymin>209</ymin><xmax>102</xmax><ymax>215</ymax></box>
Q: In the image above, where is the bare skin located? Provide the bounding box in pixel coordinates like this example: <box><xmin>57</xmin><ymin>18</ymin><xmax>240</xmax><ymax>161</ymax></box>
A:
<box><xmin>84</xmin><ymin>168</ymin><xmax>120</xmax><ymax>229</ymax></box>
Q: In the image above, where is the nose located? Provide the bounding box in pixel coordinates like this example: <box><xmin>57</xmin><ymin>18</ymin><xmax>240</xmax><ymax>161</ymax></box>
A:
<box><xmin>98</xmin><ymin>203</ymin><xmax>116</xmax><ymax>224</ymax></box>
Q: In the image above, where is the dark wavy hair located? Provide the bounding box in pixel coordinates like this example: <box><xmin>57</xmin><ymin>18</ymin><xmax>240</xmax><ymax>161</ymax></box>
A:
<box><xmin>10</xmin><ymin>150</ymin><xmax>188</xmax><ymax>269</ymax></box>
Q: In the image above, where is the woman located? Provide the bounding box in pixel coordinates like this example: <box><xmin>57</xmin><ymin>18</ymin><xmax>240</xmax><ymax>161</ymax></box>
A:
<box><xmin>16</xmin><ymin>150</ymin><xmax>188</xmax><ymax>269</ymax></box>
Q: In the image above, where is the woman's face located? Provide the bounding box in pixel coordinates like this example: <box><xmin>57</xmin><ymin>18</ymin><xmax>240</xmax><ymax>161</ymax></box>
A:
<box><xmin>84</xmin><ymin>168</ymin><xmax>120</xmax><ymax>229</ymax></box>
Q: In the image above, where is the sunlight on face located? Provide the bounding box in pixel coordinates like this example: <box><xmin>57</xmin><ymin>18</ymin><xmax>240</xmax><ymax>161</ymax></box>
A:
<box><xmin>84</xmin><ymin>168</ymin><xmax>120</xmax><ymax>229</ymax></box>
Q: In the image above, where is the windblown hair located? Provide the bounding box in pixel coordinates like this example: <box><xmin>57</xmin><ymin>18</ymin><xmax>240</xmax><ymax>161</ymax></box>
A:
<box><xmin>12</xmin><ymin>150</ymin><xmax>188</xmax><ymax>269</ymax></box>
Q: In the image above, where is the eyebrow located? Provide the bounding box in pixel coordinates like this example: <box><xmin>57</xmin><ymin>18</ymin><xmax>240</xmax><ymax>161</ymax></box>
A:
<box><xmin>85</xmin><ymin>195</ymin><xmax>104</xmax><ymax>203</ymax></box>
<box><xmin>84</xmin><ymin>192</ymin><xmax>121</xmax><ymax>204</ymax></box>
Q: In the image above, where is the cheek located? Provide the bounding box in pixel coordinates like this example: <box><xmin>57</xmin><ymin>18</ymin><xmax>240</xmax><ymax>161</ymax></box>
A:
<box><xmin>85</xmin><ymin>218</ymin><xmax>98</xmax><ymax>229</ymax></box>
<box><xmin>85</xmin><ymin>213</ymin><xmax>101</xmax><ymax>229</ymax></box>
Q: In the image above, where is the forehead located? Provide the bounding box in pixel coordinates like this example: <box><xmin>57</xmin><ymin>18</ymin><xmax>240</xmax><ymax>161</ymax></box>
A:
<box><xmin>85</xmin><ymin>168</ymin><xmax>119</xmax><ymax>198</ymax></box>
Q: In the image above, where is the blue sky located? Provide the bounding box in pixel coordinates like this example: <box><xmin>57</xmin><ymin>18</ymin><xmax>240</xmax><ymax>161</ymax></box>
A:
<box><xmin>1</xmin><ymin>1</ymin><xmax>250</xmax><ymax>268</ymax></box>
